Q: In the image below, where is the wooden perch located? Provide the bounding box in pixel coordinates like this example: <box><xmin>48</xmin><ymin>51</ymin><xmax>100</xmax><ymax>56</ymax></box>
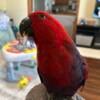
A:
<box><xmin>26</xmin><ymin>84</ymin><xmax>84</xmax><ymax>100</ymax></box>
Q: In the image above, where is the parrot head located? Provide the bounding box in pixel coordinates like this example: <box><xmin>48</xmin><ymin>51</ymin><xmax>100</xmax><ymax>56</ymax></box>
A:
<box><xmin>19</xmin><ymin>11</ymin><xmax>72</xmax><ymax>46</ymax></box>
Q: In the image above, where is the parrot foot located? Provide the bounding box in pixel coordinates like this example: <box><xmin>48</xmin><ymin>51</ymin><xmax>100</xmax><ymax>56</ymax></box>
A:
<box><xmin>47</xmin><ymin>93</ymin><xmax>72</xmax><ymax>100</ymax></box>
<box><xmin>47</xmin><ymin>93</ymin><xmax>54</xmax><ymax>100</ymax></box>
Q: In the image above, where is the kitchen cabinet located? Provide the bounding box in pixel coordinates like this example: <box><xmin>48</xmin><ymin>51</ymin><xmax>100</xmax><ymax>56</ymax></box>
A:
<box><xmin>52</xmin><ymin>0</ymin><xmax>80</xmax><ymax>15</ymax></box>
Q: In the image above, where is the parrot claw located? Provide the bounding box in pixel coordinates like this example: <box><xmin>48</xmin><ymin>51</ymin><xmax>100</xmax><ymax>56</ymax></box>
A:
<box><xmin>47</xmin><ymin>92</ymin><xmax>72</xmax><ymax>100</ymax></box>
<box><xmin>47</xmin><ymin>93</ymin><xmax>54</xmax><ymax>100</ymax></box>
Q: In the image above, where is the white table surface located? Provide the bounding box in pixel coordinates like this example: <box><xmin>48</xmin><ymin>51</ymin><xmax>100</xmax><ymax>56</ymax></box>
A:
<box><xmin>0</xmin><ymin>67</ymin><xmax>40</xmax><ymax>100</ymax></box>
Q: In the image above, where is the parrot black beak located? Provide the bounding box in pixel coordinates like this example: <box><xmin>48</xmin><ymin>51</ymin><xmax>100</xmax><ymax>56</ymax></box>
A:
<box><xmin>19</xmin><ymin>17</ymin><xmax>33</xmax><ymax>37</ymax></box>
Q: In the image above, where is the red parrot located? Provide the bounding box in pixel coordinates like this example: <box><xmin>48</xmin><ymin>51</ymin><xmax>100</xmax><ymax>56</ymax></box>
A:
<box><xmin>19</xmin><ymin>11</ymin><xmax>88</xmax><ymax>99</ymax></box>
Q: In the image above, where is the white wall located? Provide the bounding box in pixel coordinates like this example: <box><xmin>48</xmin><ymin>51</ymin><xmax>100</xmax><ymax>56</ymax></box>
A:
<box><xmin>78</xmin><ymin>0</ymin><xmax>96</xmax><ymax>20</ymax></box>
<box><xmin>78</xmin><ymin>0</ymin><xmax>87</xmax><ymax>19</ymax></box>
<box><xmin>6</xmin><ymin>0</ymin><xmax>28</xmax><ymax>25</ymax></box>
<box><xmin>85</xmin><ymin>0</ymin><xmax>95</xmax><ymax>19</ymax></box>
<box><xmin>0</xmin><ymin>0</ymin><xmax>7</xmax><ymax>10</ymax></box>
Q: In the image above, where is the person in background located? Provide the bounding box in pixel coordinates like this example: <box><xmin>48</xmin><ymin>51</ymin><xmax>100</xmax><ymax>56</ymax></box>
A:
<box><xmin>10</xmin><ymin>18</ymin><xmax>20</xmax><ymax>39</ymax></box>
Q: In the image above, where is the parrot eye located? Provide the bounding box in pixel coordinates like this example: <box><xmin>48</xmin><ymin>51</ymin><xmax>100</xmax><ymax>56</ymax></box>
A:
<box><xmin>38</xmin><ymin>14</ymin><xmax>46</xmax><ymax>20</ymax></box>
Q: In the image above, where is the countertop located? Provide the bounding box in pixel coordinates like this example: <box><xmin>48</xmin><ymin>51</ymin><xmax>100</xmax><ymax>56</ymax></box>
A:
<box><xmin>77</xmin><ymin>47</ymin><xmax>100</xmax><ymax>59</ymax></box>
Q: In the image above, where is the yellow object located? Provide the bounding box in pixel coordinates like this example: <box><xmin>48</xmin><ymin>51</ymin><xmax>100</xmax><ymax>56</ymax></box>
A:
<box><xmin>23</xmin><ymin>48</ymin><xmax>37</xmax><ymax>53</ymax></box>
<box><xmin>3</xmin><ymin>44</ymin><xmax>10</xmax><ymax>49</ymax></box>
<box><xmin>18</xmin><ymin>76</ymin><xmax>29</xmax><ymax>89</ymax></box>
<box><xmin>32</xmin><ymin>56</ymin><xmax>36</xmax><ymax>60</ymax></box>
